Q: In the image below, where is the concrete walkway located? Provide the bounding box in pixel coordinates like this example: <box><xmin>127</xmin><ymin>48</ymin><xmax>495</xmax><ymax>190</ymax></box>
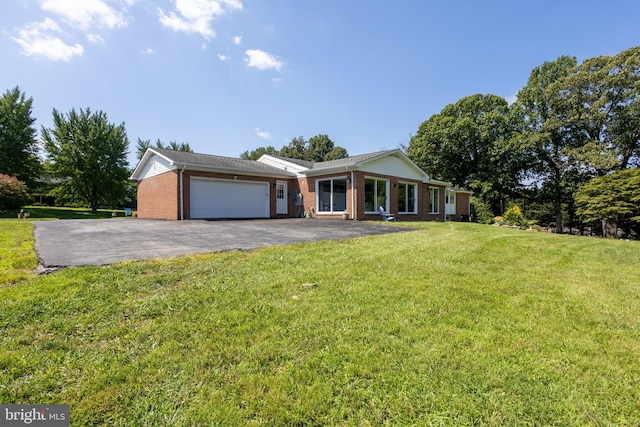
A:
<box><xmin>33</xmin><ymin>218</ymin><xmax>411</xmax><ymax>267</ymax></box>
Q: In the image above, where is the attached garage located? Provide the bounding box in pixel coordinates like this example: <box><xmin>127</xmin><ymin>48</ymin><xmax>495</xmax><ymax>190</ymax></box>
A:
<box><xmin>190</xmin><ymin>178</ymin><xmax>270</xmax><ymax>219</ymax></box>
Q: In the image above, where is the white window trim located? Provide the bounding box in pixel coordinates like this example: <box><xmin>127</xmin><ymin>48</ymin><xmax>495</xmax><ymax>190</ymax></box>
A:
<box><xmin>364</xmin><ymin>176</ymin><xmax>390</xmax><ymax>213</ymax></box>
<box><xmin>429</xmin><ymin>187</ymin><xmax>440</xmax><ymax>214</ymax></box>
<box><xmin>398</xmin><ymin>181</ymin><xmax>418</xmax><ymax>214</ymax></box>
<box><xmin>316</xmin><ymin>176</ymin><xmax>348</xmax><ymax>214</ymax></box>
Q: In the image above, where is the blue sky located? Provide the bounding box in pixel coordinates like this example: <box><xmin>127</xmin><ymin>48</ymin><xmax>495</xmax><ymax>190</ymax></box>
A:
<box><xmin>2</xmin><ymin>1</ymin><xmax>639</xmax><ymax>167</ymax></box>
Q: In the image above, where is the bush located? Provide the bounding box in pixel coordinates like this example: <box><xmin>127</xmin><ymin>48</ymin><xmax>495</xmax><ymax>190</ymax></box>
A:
<box><xmin>504</xmin><ymin>204</ymin><xmax>528</xmax><ymax>228</ymax></box>
<box><xmin>0</xmin><ymin>174</ymin><xmax>30</xmax><ymax>210</ymax></box>
<box><xmin>471</xmin><ymin>197</ymin><xmax>494</xmax><ymax>224</ymax></box>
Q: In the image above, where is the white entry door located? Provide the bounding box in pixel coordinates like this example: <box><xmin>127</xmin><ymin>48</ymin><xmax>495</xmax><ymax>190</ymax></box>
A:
<box><xmin>276</xmin><ymin>181</ymin><xmax>288</xmax><ymax>214</ymax></box>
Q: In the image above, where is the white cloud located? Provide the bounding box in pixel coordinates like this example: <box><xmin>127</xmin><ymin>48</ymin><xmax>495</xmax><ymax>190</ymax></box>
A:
<box><xmin>217</xmin><ymin>53</ymin><xmax>228</xmax><ymax>61</ymax></box>
<box><xmin>40</xmin><ymin>0</ymin><xmax>129</xmax><ymax>31</ymax></box>
<box><xmin>158</xmin><ymin>0</ymin><xmax>243</xmax><ymax>39</ymax></box>
<box><xmin>12</xmin><ymin>0</ymin><xmax>134</xmax><ymax>61</ymax></box>
<box><xmin>233</xmin><ymin>35</ymin><xmax>242</xmax><ymax>45</ymax></box>
<box><xmin>11</xmin><ymin>18</ymin><xmax>84</xmax><ymax>62</ymax></box>
<box><xmin>86</xmin><ymin>33</ymin><xmax>104</xmax><ymax>44</ymax></box>
<box><xmin>255</xmin><ymin>128</ymin><xmax>272</xmax><ymax>140</ymax></box>
<box><xmin>244</xmin><ymin>49</ymin><xmax>283</xmax><ymax>71</ymax></box>
<box><xmin>505</xmin><ymin>92</ymin><xmax>518</xmax><ymax>105</ymax></box>
<box><xmin>140</xmin><ymin>47</ymin><xmax>154</xmax><ymax>54</ymax></box>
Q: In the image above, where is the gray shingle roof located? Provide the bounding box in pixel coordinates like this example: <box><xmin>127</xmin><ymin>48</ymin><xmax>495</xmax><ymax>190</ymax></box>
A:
<box><xmin>153</xmin><ymin>147</ymin><xmax>295</xmax><ymax>177</ymax></box>
<box><xmin>271</xmin><ymin>150</ymin><xmax>398</xmax><ymax>171</ymax></box>
<box><xmin>309</xmin><ymin>150</ymin><xmax>396</xmax><ymax>170</ymax></box>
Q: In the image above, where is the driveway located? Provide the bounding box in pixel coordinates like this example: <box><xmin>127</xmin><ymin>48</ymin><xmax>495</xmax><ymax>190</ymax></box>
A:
<box><xmin>33</xmin><ymin>218</ymin><xmax>411</xmax><ymax>267</ymax></box>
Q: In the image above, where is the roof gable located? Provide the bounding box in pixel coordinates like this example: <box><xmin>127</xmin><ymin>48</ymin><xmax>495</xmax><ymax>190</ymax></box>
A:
<box><xmin>260</xmin><ymin>149</ymin><xmax>430</xmax><ymax>180</ymax></box>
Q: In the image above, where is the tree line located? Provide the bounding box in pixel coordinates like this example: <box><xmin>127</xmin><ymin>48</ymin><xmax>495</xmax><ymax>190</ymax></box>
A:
<box><xmin>407</xmin><ymin>46</ymin><xmax>640</xmax><ymax>238</ymax></box>
<box><xmin>0</xmin><ymin>86</ymin><xmax>347</xmax><ymax>212</ymax></box>
<box><xmin>240</xmin><ymin>134</ymin><xmax>348</xmax><ymax>162</ymax></box>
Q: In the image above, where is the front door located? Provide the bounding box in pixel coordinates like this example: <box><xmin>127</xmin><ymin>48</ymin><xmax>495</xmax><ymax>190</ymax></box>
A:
<box><xmin>276</xmin><ymin>181</ymin><xmax>288</xmax><ymax>214</ymax></box>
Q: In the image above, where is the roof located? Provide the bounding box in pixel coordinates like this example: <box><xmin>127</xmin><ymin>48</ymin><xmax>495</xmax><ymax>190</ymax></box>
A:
<box><xmin>266</xmin><ymin>151</ymin><xmax>396</xmax><ymax>171</ymax></box>
<box><xmin>131</xmin><ymin>147</ymin><xmax>296</xmax><ymax>180</ymax></box>
<box><xmin>270</xmin><ymin>149</ymin><xmax>430</xmax><ymax>179</ymax></box>
<box><xmin>132</xmin><ymin>147</ymin><xmax>469</xmax><ymax>192</ymax></box>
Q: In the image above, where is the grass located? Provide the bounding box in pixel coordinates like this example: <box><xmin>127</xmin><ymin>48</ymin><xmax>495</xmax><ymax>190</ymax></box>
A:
<box><xmin>1</xmin><ymin>219</ymin><xmax>639</xmax><ymax>425</ymax></box>
<box><xmin>0</xmin><ymin>206</ymin><xmax>133</xmax><ymax>220</ymax></box>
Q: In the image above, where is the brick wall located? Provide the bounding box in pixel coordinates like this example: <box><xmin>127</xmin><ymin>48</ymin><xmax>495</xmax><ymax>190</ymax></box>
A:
<box><xmin>456</xmin><ymin>192</ymin><xmax>471</xmax><ymax>219</ymax></box>
<box><xmin>136</xmin><ymin>170</ymin><xmax>179</xmax><ymax>220</ymax></box>
<box><xmin>137</xmin><ymin>166</ymin><xmax>459</xmax><ymax>222</ymax></box>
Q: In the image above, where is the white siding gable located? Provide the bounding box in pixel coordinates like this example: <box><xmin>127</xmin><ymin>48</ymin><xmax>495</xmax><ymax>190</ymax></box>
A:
<box><xmin>137</xmin><ymin>154</ymin><xmax>176</xmax><ymax>179</ymax></box>
<box><xmin>360</xmin><ymin>155</ymin><xmax>424</xmax><ymax>180</ymax></box>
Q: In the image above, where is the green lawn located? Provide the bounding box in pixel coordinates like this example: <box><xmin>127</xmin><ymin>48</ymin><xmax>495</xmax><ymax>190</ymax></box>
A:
<box><xmin>1</xmin><ymin>220</ymin><xmax>639</xmax><ymax>425</ymax></box>
<box><xmin>0</xmin><ymin>206</ymin><xmax>133</xmax><ymax>220</ymax></box>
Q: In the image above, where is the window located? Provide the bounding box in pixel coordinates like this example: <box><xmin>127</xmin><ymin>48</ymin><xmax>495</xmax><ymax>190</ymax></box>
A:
<box><xmin>429</xmin><ymin>187</ymin><xmax>439</xmax><ymax>214</ymax></box>
<box><xmin>445</xmin><ymin>189</ymin><xmax>455</xmax><ymax>205</ymax></box>
<box><xmin>364</xmin><ymin>178</ymin><xmax>388</xmax><ymax>212</ymax></box>
<box><xmin>398</xmin><ymin>182</ymin><xmax>417</xmax><ymax>214</ymax></box>
<box><xmin>317</xmin><ymin>178</ymin><xmax>347</xmax><ymax>213</ymax></box>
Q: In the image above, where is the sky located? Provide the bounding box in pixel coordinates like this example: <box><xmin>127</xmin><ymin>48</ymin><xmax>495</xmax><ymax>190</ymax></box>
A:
<box><xmin>1</xmin><ymin>0</ymin><xmax>639</xmax><ymax>168</ymax></box>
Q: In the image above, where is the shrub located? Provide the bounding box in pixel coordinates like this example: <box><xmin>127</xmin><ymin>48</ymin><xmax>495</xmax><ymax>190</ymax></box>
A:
<box><xmin>0</xmin><ymin>174</ymin><xmax>30</xmax><ymax>210</ymax></box>
<box><xmin>471</xmin><ymin>197</ymin><xmax>494</xmax><ymax>224</ymax></box>
<box><xmin>504</xmin><ymin>204</ymin><xmax>528</xmax><ymax>228</ymax></box>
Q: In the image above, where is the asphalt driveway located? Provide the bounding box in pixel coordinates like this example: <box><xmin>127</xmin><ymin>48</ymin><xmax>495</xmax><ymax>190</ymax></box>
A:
<box><xmin>33</xmin><ymin>218</ymin><xmax>411</xmax><ymax>267</ymax></box>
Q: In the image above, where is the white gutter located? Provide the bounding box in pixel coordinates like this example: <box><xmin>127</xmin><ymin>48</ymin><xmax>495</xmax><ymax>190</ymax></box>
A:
<box><xmin>179</xmin><ymin>165</ymin><xmax>186</xmax><ymax>220</ymax></box>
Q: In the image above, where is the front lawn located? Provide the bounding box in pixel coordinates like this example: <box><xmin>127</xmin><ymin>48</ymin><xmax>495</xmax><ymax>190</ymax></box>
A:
<box><xmin>0</xmin><ymin>206</ymin><xmax>133</xmax><ymax>220</ymax></box>
<box><xmin>1</xmin><ymin>220</ymin><xmax>639</xmax><ymax>425</ymax></box>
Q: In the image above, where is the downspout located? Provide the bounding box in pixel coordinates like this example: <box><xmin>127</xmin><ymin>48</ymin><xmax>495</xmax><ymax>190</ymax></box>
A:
<box><xmin>179</xmin><ymin>166</ymin><xmax>186</xmax><ymax>220</ymax></box>
<box><xmin>350</xmin><ymin>170</ymin><xmax>355</xmax><ymax>220</ymax></box>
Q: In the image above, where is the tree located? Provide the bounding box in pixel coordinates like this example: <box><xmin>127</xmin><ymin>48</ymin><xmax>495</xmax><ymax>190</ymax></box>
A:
<box><xmin>0</xmin><ymin>86</ymin><xmax>41</xmax><ymax>188</ymax></box>
<box><xmin>575</xmin><ymin>169</ymin><xmax>640</xmax><ymax>238</ymax></box>
<box><xmin>548</xmin><ymin>46</ymin><xmax>640</xmax><ymax>174</ymax></box>
<box><xmin>407</xmin><ymin>94</ymin><xmax>526</xmax><ymax>214</ymax></box>
<box><xmin>0</xmin><ymin>174</ymin><xmax>30</xmax><ymax>210</ymax></box>
<box><xmin>135</xmin><ymin>138</ymin><xmax>193</xmax><ymax>160</ymax></box>
<box><xmin>279</xmin><ymin>136</ymin><xmax>308</xmax><ymax>160</ymax></box>
<box><xmin>514</xmin><ymin>55</ymin><xmax>579</xmax><ymax>233</ymax></box>
<box><xmin>241</xmin><ymin>135</ymin><xmax>349</xmax><ymax>162</ymax></box>
<box><xmin>42</xmin><ymin>108</ymin><xmax>130</xmax><ymax>211</ymax></box>
<box><xmin>307</xmin><ymin>134</ymin><xmax>337</xmax><ymax>161</ymax></box>
<box><xmin>323</xmin><ymin>146</ymin><xmax>348</xmax><ymax>161</ymax></box>
<box><xmin>239</xmin><ymin>145</ymin><xmax>278</xmax><ymax>160</ymax></box>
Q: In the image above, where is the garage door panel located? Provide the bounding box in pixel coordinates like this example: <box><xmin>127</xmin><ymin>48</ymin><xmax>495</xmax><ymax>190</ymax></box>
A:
<box><xmin>190</xmin><ymin>178</ymin><xmax>269</xmax><ymax>219</ymax></box>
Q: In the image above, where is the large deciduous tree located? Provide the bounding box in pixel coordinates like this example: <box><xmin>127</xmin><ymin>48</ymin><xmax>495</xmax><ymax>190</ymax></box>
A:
<box><xmin>42</xmin><ymin>108</ymin><xmax>130</xmax><ymax>211</ymax></box>
<box><xmin>407</xmin><ymin>94</ymin><xmax>526</xmax><ymax>214</ymax></box>
<box><xmin>0</xmin><ymin>86</ymin><xmax>41</xmax><ymax>188</ymax></box>
<box><xmin>514</xmin><ymin>55</ymin><xmax>579</xmax><ymax>233</ymax></box>
<box><xmin>547</xmin><ymin>46</ymin><xmax>640</xmax><ymax>174</ymax></box>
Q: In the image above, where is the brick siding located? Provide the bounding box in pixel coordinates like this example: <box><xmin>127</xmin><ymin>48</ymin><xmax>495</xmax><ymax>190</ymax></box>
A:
<box><xmin>136</xmin><ymin>170</ymin><xmax>180</xmax><ymax>220</ymax></box>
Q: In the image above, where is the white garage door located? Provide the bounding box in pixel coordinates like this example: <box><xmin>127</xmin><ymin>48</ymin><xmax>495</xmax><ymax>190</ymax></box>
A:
<box><xmin>190</xmin><ymin>178</ymin><xmax>270</xmax><ymax>219</ymax></box>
